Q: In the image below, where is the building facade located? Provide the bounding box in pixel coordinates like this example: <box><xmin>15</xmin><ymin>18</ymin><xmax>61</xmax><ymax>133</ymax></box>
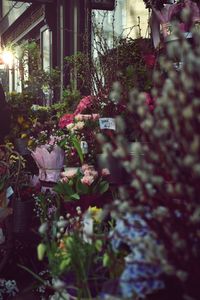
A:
<box><xmin>0</xmin><ymin>0</ymin><xmax>148</xmax><ymax>99</ymax></box>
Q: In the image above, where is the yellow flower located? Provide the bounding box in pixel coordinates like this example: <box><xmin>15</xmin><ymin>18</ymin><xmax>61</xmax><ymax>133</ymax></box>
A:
<box><xmin>28</xmin><ymin>139</ymin><xmax>33</xmax><ymax>147</ymax></box>
<box><xmin>17</xmin><ymin>115</ymin><xmax>24</xmax><ymax>125</ymax></box>
<box><xmin>20</xmin><ymin>133</ymin><xmax>27</xmax><ymax>139</ymax></box>
<box><xmin>22</xmin><ymin>123</ymin><xmax>30</xmax><ymax>129</ymax></box>
<box><xmin>88</xmin><ymin>206</ymin><xmax>102</xmax><ymax>223</ymax></box>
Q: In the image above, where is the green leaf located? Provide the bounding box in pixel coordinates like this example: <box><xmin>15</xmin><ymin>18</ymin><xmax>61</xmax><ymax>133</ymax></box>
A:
<box><xmin>37</xmin><ymin>243</ymin><xmax>46</xmax><ymax>261</ymax></box>
<box><xmin>58</xmin><ymin>138</ymin><xmax>68</xmax><ymax>149</ymax></box>
<box><xmin>70</xmin><ymin>193</ymin><xmax>80</xmax><ymax>200</ymax></box>
<box><xmin>103</xmin><ymin>253</ymin><xmax>110</xmax><ymax>267</ymax></box>
<box><xmin>54</xmin><ymin>182</ymin><xmax>73</xmax><ymax>196</ymax></box>
<box><xmin>59</xmin><ymin>257</ymin><xmax>71</xmax><ymax>271</ymax></box>
<box><xmin>98</xmin><ymin>181</ymin><xmax>109</xmax><ymax>194</ymax></box>
<box><xmin>71</xmin><ymin>135</ymin><xmax>83</xmax><ymax>163</ymax></box>
<box><xmin>95</xmin><ymin>239</ymin><xmax>103</xmax><ymax>252</ymax></box>
<box><xmin>76</xmin><ymin>179</ymin><xmax>89</xmax><ymax>195</ymax></box>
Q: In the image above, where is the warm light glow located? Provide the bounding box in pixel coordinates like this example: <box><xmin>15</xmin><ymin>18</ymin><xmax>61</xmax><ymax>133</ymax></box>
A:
<box><xmin>2</xmin><ymin>50</ymin><xmax>14</xmax><ymax>67</ymax></box>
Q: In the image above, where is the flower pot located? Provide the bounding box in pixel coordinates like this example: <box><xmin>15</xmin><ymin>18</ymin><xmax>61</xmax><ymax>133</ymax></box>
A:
<box><xmin>13</xmin><ymin>198</ymin><xmax>34</xmax><ymax>234</ymax></box>
<box><xmin>14</xmin><ymin>138</ymin><xmax>30</xmax><ymax>156</ymax></box>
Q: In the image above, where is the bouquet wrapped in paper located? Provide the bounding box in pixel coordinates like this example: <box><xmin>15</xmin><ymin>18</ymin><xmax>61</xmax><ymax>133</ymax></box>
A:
<box><xmin>31</xmin><ymin>145</ymin><xmax>64</xmax><ymax>182</ymax></box>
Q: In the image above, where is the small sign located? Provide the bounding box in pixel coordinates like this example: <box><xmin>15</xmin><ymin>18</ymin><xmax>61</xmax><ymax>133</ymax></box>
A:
<box><xmin>6</xmin><ymin>186</ymin><xmax>14</xmax><ymax>199</ymax></box>
<box><xmin>99</xmin><ymin>118</ymin><xmax>116</xmax><ymax>130</ymax></box>
<box><xmin>83</xmin><ymin>214</ymin><xmax>93</xmax><ymax>244</ymax></box>
<box><xmin>91</xmin><ymin>0</ymin><xmax>115</xmax><ymax>10</ymax></box>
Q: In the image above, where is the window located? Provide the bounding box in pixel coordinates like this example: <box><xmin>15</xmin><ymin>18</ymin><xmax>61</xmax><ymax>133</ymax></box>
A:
<box><xmin>41</xmin><ymin>26</ymin><xmax>52</xmax><ymax>72</ymax></box>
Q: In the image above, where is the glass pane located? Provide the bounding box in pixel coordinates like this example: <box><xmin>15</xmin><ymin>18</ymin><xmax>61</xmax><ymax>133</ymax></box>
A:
<box><xmin>42</xmin><ymin>28</ymin><xmax>51</xmax><ymax>72</ymax></box>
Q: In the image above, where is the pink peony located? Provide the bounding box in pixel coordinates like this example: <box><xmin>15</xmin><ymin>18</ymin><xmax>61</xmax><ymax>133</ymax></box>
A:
<box><xmin>81</xmin><ymin>175</ymin><xmax>95</xmax><ymax>186</ymax></box>
<box><xmin>101</xmin><ymin>168</ymin><xmax>110</xmax><ymax>176</ymax></box>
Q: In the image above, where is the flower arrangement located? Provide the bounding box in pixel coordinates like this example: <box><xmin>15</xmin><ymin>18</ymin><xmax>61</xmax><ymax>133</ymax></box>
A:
<box><xmin>59</xmin><ymin>111</ymin><xmax>101</xmax><ymax>164</ymax></box>
<box><xmin>54</xmin><ymin>164</ymin><xmax>110</xmax><ymax>204</ymax></box>
<box><xmin>28</xmin><ymin>115</ymin><xmax>85</xmax><ymax>182</ymax></box>
<box><xmin>36</xmin><ymin>202</ymin><xmax>109</xmax><ymax>299</ymax></box>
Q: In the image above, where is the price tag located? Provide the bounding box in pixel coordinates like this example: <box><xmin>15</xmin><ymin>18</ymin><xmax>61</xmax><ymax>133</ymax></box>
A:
<box><xmin>6</xmin><ymin>186</ymin><xmax>14</xmax><ymax>198</ymax></box>
<box><xmin>83</xmin><ymin>214</ymin><xmax>93</xmax><ymax>244</ymax></box>
<box><xmin>99</xmin><ymin>118</ymin><xmax>116</xmax><ymax>130</ymax></box>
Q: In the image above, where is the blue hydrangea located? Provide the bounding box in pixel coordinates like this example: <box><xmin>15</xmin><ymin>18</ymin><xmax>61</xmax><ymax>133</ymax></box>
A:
<box><xmin>109</xmin><ymin>213</ymin><xmax>165</xmax><ymax>299</ymax></box>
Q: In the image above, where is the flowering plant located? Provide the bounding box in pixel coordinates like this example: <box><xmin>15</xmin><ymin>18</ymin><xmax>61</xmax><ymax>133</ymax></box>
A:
<box><xmin>29</xmin><ymin>117</ymin><xmax>84</xmax><ymax>163</ymax></box>
<box><xmin>36</xmin><ymin>204</ymin><xmax>108</xmax><ymax>299</ymax></box>
<box><xmin>54</xmin><ymin>165</ymin><xmax>110</xmax><ymax>202</ymax></box>
<box><xmin>59</xmin><ymin>112</ymin><xmax>101</xmax><ymax>164</ymax></box>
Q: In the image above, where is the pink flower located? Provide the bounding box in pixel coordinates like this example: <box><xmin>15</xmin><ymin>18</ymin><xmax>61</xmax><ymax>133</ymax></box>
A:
<box><xmin>59</xmin><ymin>113</ymin><xmax>74</xmax><ymax>128</ymax></box>
<box><xmin>81</xmin><ymin>164</ymin><xmax>90</xmax><ymax>172</ymax></box>
<box><xmin>92</xmin><ymin>114</ymin><xmax>100</xmax><ymax>121</ymax></box>
<box><xmin>144</xmin><ymin>93</ymin><xmax>156</xmax><ymax>111</ymax></box>
<box><xmin>61</xmin><ymin>168</ymin><xmax>78</xmax><ymax>179</ymax></box>
<box><xmin>101</xmin><ymin>168</ymin><xmax>110</xmax><ymax>176</ymax></box>
<box><xmin>75</xmin><ymin>114</ymin><xmax>91</xmax><ymax>121</ymax></box>
<box><xmin>75</xmin><ymin>96</ymin><xmax>96</xmax><ymax>114</ymax></box>
<box><xmin>81</xmin><ymin>175</ymin><xmax>95</xmax><ymax>186</ymax></box>
<box><xmin>74</xmin><ymin>114</ymin><xmax>84</xmax><ymax>121</ymax></box>
<box><xmin>60</xmin><ymin>177</ymin><xmax>69</xmax><ymax>183</ymax></box>
<box><xmin>89</xmin><ymin>170</ymin><xmax>98</xmax><ymax>179</ymax></box>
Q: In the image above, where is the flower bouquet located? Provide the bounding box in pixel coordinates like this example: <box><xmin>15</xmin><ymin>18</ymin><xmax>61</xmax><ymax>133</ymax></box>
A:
<box><xmin>31</xmin><ymin>144</ymin><xmax>65</xmax><ymax>182</ymax></box>
<box><xmin>54</xmin><ymin>164</ymin><xmax>110</xmax><ymax>213</ymax></box>
<box><xmin>29</xmin><ymin>117</ymin><xmax>83</xmax><ymax>182</ymax></box>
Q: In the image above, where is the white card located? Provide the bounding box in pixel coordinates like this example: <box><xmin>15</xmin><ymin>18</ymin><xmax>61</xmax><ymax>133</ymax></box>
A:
<box><xmin>6</xmin><ymin>186</ymin><xmax>14</xmax><ymax>198</ymax></box>
<box><xmin>83</xmin><ymin>214</ymin><xmax>93</xmax><ymax>244</ymax></box>
<box><xmin>99</xmin><ymin>118</ymin><xmax>116</xmax><ymax>130</ymax></box>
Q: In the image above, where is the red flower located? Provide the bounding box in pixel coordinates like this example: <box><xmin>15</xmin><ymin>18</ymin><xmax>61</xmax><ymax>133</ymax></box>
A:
<box><xmin>59</xmin><ymin>113</ymin><xmax>74</xmax><ymax>128</ymax></box>
<box><xmin>143</xmin><ymin>54</ymin><xmax>156</xmax><ymax>69</ymax></box>
<box><xmin>145</xmin><ymin>93</ymin><xmax>156</xmax><ymax>111</ymax></box>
